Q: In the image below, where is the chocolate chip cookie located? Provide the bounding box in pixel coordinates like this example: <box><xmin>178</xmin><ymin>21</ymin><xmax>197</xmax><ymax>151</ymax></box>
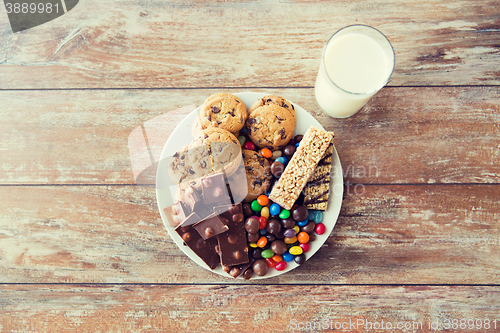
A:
<box><xmin>248</xmin><ymin>95</ymin><xmax>296</xmax><ymax>119</ymax></box>
<box><xmin>199</xmin><ymin>93</ymin><xmax>248</xmax><ymax>134</ymax></box>
<box><xmin>168</xmin><ymin>144</ymin><xmax>212</xmax><ymax>190</ymax></box>
<box><xmin>242</xmin><ymin>150</ymin><xmax>272</xmax><ymax>202</ymax></box>
<box><xmin>246</xmin><ymin>104</ymin><xmax>296</xmax><ymax>150</ymax></box>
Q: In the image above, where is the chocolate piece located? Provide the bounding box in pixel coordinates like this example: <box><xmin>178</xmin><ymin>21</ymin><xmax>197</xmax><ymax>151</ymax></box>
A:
<box><xmin>252</xmin><ymin>259</ymin><xmax>268</xmax><ymax>276</ymax></box>
<box><xmin>193</xmin><ymin>213</ymin><xmax>229</xmax><ymax>240</ymax></box>
<box><xmin>292</xmin><ymin>205</ymin><xmax>309</xmax><ymax>222</ymax></box>
<box><xmin>163</xmin><ymin>201</ymin><xmax>187</xmax><ymax>227</ymax></box>
<box><xmin>223</xmin><ymin>257</ymin><xmax>255</xmax><ymax>279</ymax></box>
<box><xmin>242</xmin><ymin>267</ymin><xmax>253</xmax><ymax>280</ymax></box>
<box><xmin>183</xmin><ymin>185</ymin><xmax>212</xmax><ymax>219</ymax></box>
<box><xmin>202</xmin><ymin>173</ymin><xmax>232</xmax><ymax>206</ymax></box>
<box><xmin>282</xmin><ymin>144</ymin><xmax>296</xmax><ymax>157</ymax></box>
<box><xmin>247</xmin><ymin>233</ymin><xmax>260</xmax><ymax>243</ymax></box>
<box><xmin>266</xmin><ymin>218</ymin><xmax>282</xmax><ymax>235</ymax></box>
<box><xmin>244</xmin><ymin>217</ymin><xmax>260</xmax><ymax>234</ymax></box>
<box><xmin>270</xmin><ymin>161</ymin><xmax>285</xmax><ymax>178</ymax></box>
<box><xmin>175</xmin><ymin>213</ymin><xmax>220</xmax><ymax>270</ymax></box>
<box><xmin>281</xmin><ymin>218</ymin><xmax>296</xmax><ymax>229</ymax></box>
<box><xmin>216</xmin><ymin>203</ymin><xmax>249</xmax><ymax>266</ymax></box>
<box><xmin>301</xmin><ymin>220</ymin><xmax>316</xmax><ymax>234</ymax></box>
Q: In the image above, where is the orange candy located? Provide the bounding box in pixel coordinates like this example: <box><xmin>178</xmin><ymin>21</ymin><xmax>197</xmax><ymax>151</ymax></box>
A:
<box><xmin>272</xmin><ymin>254</ymin><xmax>283</xmax><ymax>263</ymax></box>
<box><xmin>256</xmin><ymin>195</ymin><xmax>269</xmax><ymax>207</ymax></box>
<box><xmin>260</xmin><ymin>148</ymin><xmax>273</xmax><ymax>158</ymax></box>
<box><xmin>257</xmin><ymin>236</ymin><xmax>268</xmax><ymax>248</ymax></box>
<box><xmin>297</xmin><ymin>231</ymin><xmax>310</xmax><ymax>244</ymax></box>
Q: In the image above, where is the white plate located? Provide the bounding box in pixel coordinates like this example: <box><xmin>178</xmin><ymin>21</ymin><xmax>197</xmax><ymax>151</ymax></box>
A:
<box><xmin>156</xmin><ymin>92</ymin><xmax>343</xmax><ymax>279</ymax></box>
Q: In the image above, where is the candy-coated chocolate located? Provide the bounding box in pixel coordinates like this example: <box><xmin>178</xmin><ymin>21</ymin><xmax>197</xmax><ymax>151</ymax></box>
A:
<box><xmin>256</xmin><ymin>195</ymin><xmax>269</xmax><ymax>206</ymax></box>
<box><xmin>282</xmin><ymin>144</ymin><xmax>296</xmax><ymax>157</ymax></box>
<box><xmin>259</xmin><ymin>228</ymin><xmax>268</xmax><ymax>235</ymax></box>
<box><xmin>297</xmin><ymin>219</ymin><xmax>308</xmax><ymax>227</ymax></box>
<box><xmin>274</xmin><ymin>156</ymin><xmax>288</xmax><ymax>165</ymax></box>
<box><xmin>283</xmin><ymin>228</ymin><xmax>296</xmax><ymax>238</ymax></box>
<box><xmin>270</xmin><ymin>240</ymin><xmax>287</xmax><ymax>255</ymax></box>
<box><xmin>299</xmin><ymin>242</ymin><xmax>311</xmax><ymax>253</ymax></box>
<box><xmin>314</xmin><ymin>211</ymin><xmax>323</xmax><ymax>223</ymax></box>
<box><xmin>275</xmin><ymin>261</ymin><xmax>287</xmax><ymax>271</ymax></box>
<box><xmin>260</xmin><ymin>206</ymin><xmax>270</xmax><ymax>219</ymax></box>
<box><xmin>269</xmin><ymin>203</ymin><xmax>281</xmax><ymax>216</ymax></box>
<box><xmin>251</xmin><ymin>200</ymin><xmax>262</xmax><ymax>212</ymax></box>
<box><xmin>297</xmin><ymin>232</ymin><xmax>309</xmax><ymax>244</ymax></box>
<box><xmin>261</xmin><ymin>249</ymin><xmax>274</xmax><ymax>259</ymax></box>
<box><xmin>278</xmin><ymin>209</ymin><xmax>290</xmax><ymax>219</ymax></box>
<box><xmin>292</xmin><ymin>205</ymin><xmax>309</xmax><ymax>222</ymax></box>
<box><xmin>294</xmin><ymin>253</ymin><xmax>306</xmax><ymax>265</ymax></box>
<box><xmin>243</xmin><ymin>141</ymin><xmax>255</xmax><ymax>150</ymax></box>
<box><xmin>238</xmin><ymin>136</ymin><xmax>246</xmax><ymax>147</ymax></box>
<box><xmin>258</xmin><ymin>216</ymin><xmax>267</xmax><ymax>229</ymax></box>
<box><xmin>252</xmin><ymin>248</ymin><xmax>262</xmax><ymax>259</ymax></box>
<box><xmin>249</xmin><ymin>242</ymin><xmax>258</xmax><ymax>248</ymax></box>
<box><xmin>281</xmin><ymin>218</ymin><xmax>296</xmax><ymax>229</ymax></box>
<box><xmin>243</xmin><ymin>268</ymin><xmax>253</xmax><ymax>279</ymax></box>
<box><xmin>294</xmin><ymin>134</ymin><xmax>303</xmax><ymax>142</ymax></box>
<box><xmin>301</xmin><ymin>221</ymin><xmax>316</xmax><ymax>234</ymax></box>
<box><xmin>315</xmin><ymin>223</ymin><xmax>326</xmax><ymax>235</ymax></box>
<box><xmin>275</xmin><ymin>230</ymin><xmax>285</xmax><ymax>240</ymax></box>
<box><xmin>292</xmin><ymin>225</ymin><xmax>300</xmax><ymax>234</ymax></box>
<box><xmin>257</xmin><ymin>236</ymin><xmax>268</xmax><ymax>248</ymax></box>
<box><xmin>295</xmin><ymin>142</ymin><xmax>300</xmax><ymax>147</ymax></box>
<box><xmin>308</xmin><ymin>210</ymin><xmax>315</xmax><ymax>221</ymax></box>
<box><xmin>270</xmin><ymin>161</ymin><xmax>285</xmax><ymax>178</ymax></box>
<box><xmin>289</xmin><ymin>245</ymin><xmax>303</xmax><ymax>255</ymax></box>
<box><xmin>265</xmin><ymin>258</ymin><xmax>276</xmax><ymax>268</ymax></box>
<box><xmin>272</xmin><ymin>254</ymin><xmax>283</xmax><ymax>262</ymax></box>
<box><xmin>266</xmin><ymin>234</ymin><xmax>276</xmax><ymax>243</ymax></box>
<box><xmin>284</xmin><ymin>236</ymin><xmax>297</xmax><ymax>244</ymax></box>
<box><xmin>266</xmin><ymin>218</ymin><xmax>282</xmax><ymax>235</ymax></box>
<box><xmin>243</xmin><ymin>203</ymin><xmax>253</xmax><ymax>217</ymax></box>
<box><xmin>247</xmin><ymin>232</ymin><xmax>260</xmax><ymax>243</ymax></box>
<box><xmin>253</xmin><ymin>259</ymin><xmax>268</xmax><ymax>276</ymax></box>
<box><xmin>282</xmin><ymin>252</ymin><xmax>294</xmax><ymax>262</ymax></box>
<box><xmin>271</xmin><ymin>150</ymin><xmax>282</xmax><ymax>159</ymax></box>
<box><xmin>244</xmin><ymin>217</ymin><xmax>260</xmax><ymax>234</ymax></box>
<box><xmin>260</xmin><ymin>148</ymin><xmax>272</xmax><ymax>159</ymax></box>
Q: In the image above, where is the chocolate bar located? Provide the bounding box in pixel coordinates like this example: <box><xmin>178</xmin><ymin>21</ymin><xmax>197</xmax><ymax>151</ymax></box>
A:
<box><xmin>175</xmin><ymin>212</ymin><xmax>220</xmax><ymax>270</ymax></box>
<box><xmin>193</xmin><ymin>213</ymin><xmax>229</xmax><ymax>240</ymax></box>
<box><xmin>222</xmin><ymin>257</ymin><xmax>255</xmax><ymax>278</ymax></box>
<box><xmin>303</xmin><ymin>141</ymin><xmax>334</xmax><ymax>210</ymax></box>
<box><xmin>183</xmin><ymin>185</ymin><xmax>212</xmax><ymax>219</ymax></box>
<box><xmin>215</xmin><ymin>204</ymin><xmax>249</xmax><ymax>266</ymax></box>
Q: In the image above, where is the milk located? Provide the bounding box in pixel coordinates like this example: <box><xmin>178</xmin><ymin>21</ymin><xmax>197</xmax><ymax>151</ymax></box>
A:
<box><xmin>315</xmin><ymin>27</ymin><xmax>394</xmax><ymax>118</ymax></box>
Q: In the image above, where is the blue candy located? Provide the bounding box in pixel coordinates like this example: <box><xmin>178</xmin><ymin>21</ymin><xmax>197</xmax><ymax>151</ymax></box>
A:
<box><xmin>314</xmin><ymin>210</ymin><xmax>323</xmax><ymax>223</ymax></box>
<box><xmin>270</xmin><ymin>203</ymin><xmax>281</xmax><ymax>216</ymax></box>
<box><xmin>275</xmin><ymin>156</ymin><xmax>288</xmax><ymax>166</ymax></box>
<box><xmin>282</xmin><ymin>252</ymin><xmax>294</xmax><ymax>262</ymax></box>
<box><xmin>295</xmin><ymin>142</ymin><xmax>300</xmax><ymax>148</ymax></box>
<box><xmin>259</xmin><ymin>228</ymin><xmax>268</xmax><ymax>235</ymax></box>
<box><xmin>297</xmin><ymin>219</ymin><xmax>308</xmax><ymax>227</ymax></box>
<box><xmin>308</xmin><ymin>210</ymin><xmax>315</xmax><ymax>221</ymax></box>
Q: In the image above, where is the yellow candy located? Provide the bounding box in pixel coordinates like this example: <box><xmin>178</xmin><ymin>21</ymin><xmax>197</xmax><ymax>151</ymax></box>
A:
<box><xmin>289</xmin><ymin>246</ymin><xmax>303</xmax><ymax>255</ymax></box>
<box><xmin>249</xmin><ymin>242</ymin><xmax>258</xmax><ymax>248</ymax></box>
<box><xmin>260</xmin><ymin>206</ymin><xmax>270</xmax><ymax>219</ymax></box>
<box><xmin>292</xmin><ymin>226</ymin><xmax>300</xmax><ymax>234</ymax></box>
<box><xmin>284</xmin><ymin>236</ymin><xmax>297</xmax><ymax>244</ymax></box>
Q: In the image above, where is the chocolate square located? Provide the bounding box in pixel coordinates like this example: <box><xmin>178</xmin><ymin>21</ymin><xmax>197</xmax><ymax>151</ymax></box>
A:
<box><xmin>193</xmin><ymin>213</ymin><xmax>229</xmax><ymax>240</ymax></box>
<box><xmin>216</xmin><ymin>204</ymin><xmax>249</xmax><ymax>266</ymax></box>
<box><xmin>201</xmin><ymin>172</ymin><xmax>232</xmax><ymax>207</ymax></box>
<box><xmin>163</xmin><ymin>201</ymin><xmax>187</xmax><ymax>227</ymax></box>
<box><xmin>182</xmin><ymin>185</ymin><xmax>212</xmax><ymax>219</ymax></box>
<box><xmin>175</xmin><ymin>212</ymin><xmax>220</xmax><ymax>270</ymax></box>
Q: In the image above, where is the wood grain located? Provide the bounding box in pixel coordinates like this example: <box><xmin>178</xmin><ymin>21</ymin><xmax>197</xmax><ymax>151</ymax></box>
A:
<box><xmin>0</xmin><ymin>0</ymin><xmax>499</xmax><ymax>88</ymax></box>
<box><xmin>1</xmin><ymin>284</ymin><xmax>499</xmax><ymax>332</ymax></box>
<box><xmin>0</xmin><ymin>184</ymin><xmax>498</xmax><ymax>284</ymax></box>
<box><xmin>1</xmin><ymin>87</ymin><xmax>498</xmax><ymax>184</ymax></box>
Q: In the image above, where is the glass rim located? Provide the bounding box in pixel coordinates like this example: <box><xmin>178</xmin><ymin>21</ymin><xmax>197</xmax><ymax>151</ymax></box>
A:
<box><xmin>321</xmin><ymin>24</ymin><xmax>395</xmax><ymax>96</ymax></box>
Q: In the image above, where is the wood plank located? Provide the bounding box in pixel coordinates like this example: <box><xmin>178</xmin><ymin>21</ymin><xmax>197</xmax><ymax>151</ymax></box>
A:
<box><xmin>0</xmin><ymin>0</ymin><xmax>499</xmax><ymax>88</ymax></box>
<box><xmin>1</xmin><ymin>284</ymin><xmax>499</xmax><ymax>332</ymax></box>
<box><xmin>0</xmin><ymin>184</ymin><xmax>498</xmax><ymax>284</ymax></box>
<box><xmin>1</xmin><ymin>87</ymin><xmax>499</xmax><ymax>184</ymax></box>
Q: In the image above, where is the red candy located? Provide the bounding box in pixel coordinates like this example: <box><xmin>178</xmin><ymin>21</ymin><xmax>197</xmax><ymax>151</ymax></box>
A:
<box><xmin>299</xmin><ymin>242</ymin><xmax>311</xmax><ymax>253</ymax></box>
<box><xmin>275</xmin><ymin>261</ymin><xmax>287</xmax><ymax>271</ymax></box>
<box><xmin>258</xmin><ymin>216</ymin><xmax>267</xmax><ymax>229</ymax></box>
<box><xmin>243</xmin><ymin>141</ymin><xmax>255</xmax><ymax>150</ymax></box>
<box><xmin>315</xmin><ymin>223</ymin><xmax>326</xmax><ymax>235</ymax></box>
<box><xmin>265</xmin><ymin>258</ymin><xmax>276</xmax><ymax>268</ymax></box>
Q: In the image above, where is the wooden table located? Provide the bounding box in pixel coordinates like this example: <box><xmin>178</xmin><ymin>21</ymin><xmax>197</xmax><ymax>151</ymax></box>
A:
<box><xmin>1</xmin><ymin>1</ymin><xmax>499</xmax><ymax>332</ymax></box>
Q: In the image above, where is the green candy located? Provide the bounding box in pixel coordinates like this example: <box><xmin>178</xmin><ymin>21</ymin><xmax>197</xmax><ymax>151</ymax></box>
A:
<box><xmin>251</xmin><ymin>200</ymin><xmax>262</xmax><ymax>212</ymax></box>
<box><xmin>238</xmin><ymin>136</ymin><xmax>246</xmax><ymax>147</ymax></box>
<box><xmin>261</xmin><ymin>249</ymin><xmax>274</xmax><ymax>259</ymax></box>
<box><xmin>279</xmin><ymin>209</ymin><xmax>290</xmax><ymax>219</ymax></box>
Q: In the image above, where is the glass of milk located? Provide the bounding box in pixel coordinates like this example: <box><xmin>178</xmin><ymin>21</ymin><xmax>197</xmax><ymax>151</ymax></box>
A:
<box><xmin>314</xmin><ymin>25</ymin><xmax>395</xmax><ymax>118</ymax></box>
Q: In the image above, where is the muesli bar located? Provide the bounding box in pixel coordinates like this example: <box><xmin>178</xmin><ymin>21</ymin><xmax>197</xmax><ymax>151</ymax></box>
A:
<box><xmin>303</xmin><ymin>141</ymin><xmax>334</xmax><ymax>210</ymax></box>
<box><xmin>269</xmin><ymin>126</ymin><xmax>334</xmax><ymax>210</ymax></box>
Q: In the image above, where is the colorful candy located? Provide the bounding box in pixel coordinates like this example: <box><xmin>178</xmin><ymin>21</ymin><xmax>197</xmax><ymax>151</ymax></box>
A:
<box><xmin>270</xmin><ymin>203</ymin><xmax>281</xmax><ymax>216</ymax></box>
<box><xmin>260</xmin><ymin>148</ymin><xmax>272</xmax><ymax>158</ymax></box>
<box><xmin>315</xmin><ymin>223</ymin><xmax>326</xmax><ymax>235</ymax></box>
<box><xmin>282</xmin><ymin>252</ymin><xmax>294</xmax><ymax>262</ymax></box>
<box><xmin>257</xmin><ymin>236</ymin><xmax>268</xmax><ymax>248</ymax></box>
<box><xmin>265</xmin><ymin>258</ymin><xmax>276</xmax><ymax>268</ymax></box>
<box><xmin>314</xmin><ymin>211</ymin><xmax>323</xmax><ymax>223</ymax></box>
<box><xmin>278</xmin><ymin>209</ymin><xmax>290</xmax><ymax>219</ymax></box>
<box><xmin>299</xmin><ymin>242</ymin><xmax>310</xmax><ymax>253</ymax></box>
<box><xmin>289</xmin><ymin>246</ymin><xmax>303</xmax><ymax>255</ymax></box>
<box><xmin>251</xmin><ymin>200</ymin><xmax>262</xmax><ymax>212</ymax></box>
<box><xmin>260</xmin><ymin>206</ymin><xmax>270</xmax><ymax>218</ymax></box>
<box><xmin>275</xmin><ymin>261</ymin><xmax>287</xmax><ymax>271</ymax></box>
<box><xmin>297</xmin><ymin>232</ymin><xmax>309</xmax><ymax>244</ymax></box>
<box><xmin>274</xmin><ymin>156</ymin><xmax>288</xmax><ymax>166</ymax></box>
<box><xmin>261</xmin><ymin>249</ymin><xmax>274</xmax><ymax>259</ymax></box>
<box><xmin>238</xmin><ymin>135</ymin><xmax>246</xmax><ymax>147</ymax></box>
<box><xmin>243</xmin><ymin>141</ymin><xmax>255</xmax><ymax>150</ymax></box>
<box><xmin>284</xmin><ymin>236</ymin><xmax>297</xmax><ymax>244</ymax></box>
<box><xmin>257</xmin><ymin>195</ymin><xmax>269</xmax><ymax>206</ymax></box>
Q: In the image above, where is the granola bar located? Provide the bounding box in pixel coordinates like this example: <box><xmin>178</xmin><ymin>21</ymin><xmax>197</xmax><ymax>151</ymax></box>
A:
<box><xmin>269</xmin><ymin>126</ymin><xmax>334</xmax><ymax>210</ymax></box>
<box><xmin>303</xmin><ymin>141</ymin><xmax>334</xmax><ymax>210</ymax></box>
